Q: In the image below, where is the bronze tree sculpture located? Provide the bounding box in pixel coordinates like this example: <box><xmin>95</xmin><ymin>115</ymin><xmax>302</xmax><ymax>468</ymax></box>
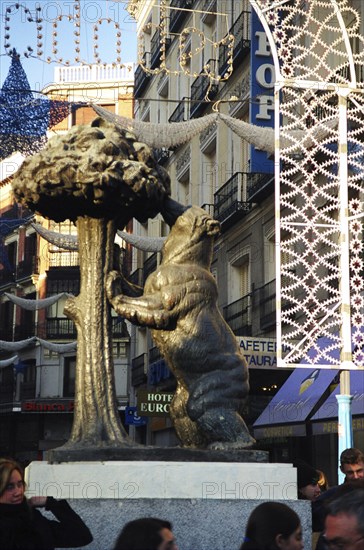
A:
<box><xmin>12</xmin><ymin>118</ymin><xmax>171</xmax><ymax>450</ymax></box>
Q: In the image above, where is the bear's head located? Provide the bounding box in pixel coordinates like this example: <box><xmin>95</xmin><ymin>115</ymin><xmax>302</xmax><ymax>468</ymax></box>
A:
<box><xmin>162</xmin><ymin>205</ymin><xmax>220</xmax><ymax>266</ymax></box>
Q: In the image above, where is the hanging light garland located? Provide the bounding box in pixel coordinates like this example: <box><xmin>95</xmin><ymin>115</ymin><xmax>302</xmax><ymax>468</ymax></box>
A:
<box><xmin>137</xmin><ymin>0</ymin><xmax>235</xmax><ymax>92</ymax></box>
<box><xmin>3</xmin><ymin>3</ymin><xmax>42</xmax><ymax>58</ymax></box>
<box><xmin>93</xmin><ymin>19</ymin><xmax>122</xmax><ymax>66</ymax></box>
<box><xmin>2</xmin><ymin>0</ymin><xmax>127</xmax><ymax>67</ymax></box>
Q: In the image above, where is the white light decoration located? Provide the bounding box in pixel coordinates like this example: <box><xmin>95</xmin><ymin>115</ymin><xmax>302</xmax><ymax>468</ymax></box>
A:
<box><xmin>3</xmin><ymin>3</ymin><xmax>42</xmax><ymax>58</ymax></box>
<box><xmin>250</xmin><ymin>0</ymin><xmax>364</xmax><ymax>371</ymax></box>
<box><xmin>136</xmin><ymin>0</ymin><xmax>235</xmax><ymax>97</ymax></box>
<box><xmin>2</xmin><ymin>0</ymin><xmax>128</xmax><ymax>67</ymax></box>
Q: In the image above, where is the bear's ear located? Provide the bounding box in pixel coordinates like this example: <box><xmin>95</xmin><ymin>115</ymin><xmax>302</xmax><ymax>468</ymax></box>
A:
<box><xmin>206</xmin><ymin>219</ymin><xmax>220</xmax><ymax>237</ymax></box>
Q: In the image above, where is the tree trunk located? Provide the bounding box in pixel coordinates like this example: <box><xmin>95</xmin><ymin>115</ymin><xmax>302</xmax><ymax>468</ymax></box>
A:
<box><xmin>63</xmin><ymin>217</ymin><xmax>132</xmax><ymax>448</ymax></box>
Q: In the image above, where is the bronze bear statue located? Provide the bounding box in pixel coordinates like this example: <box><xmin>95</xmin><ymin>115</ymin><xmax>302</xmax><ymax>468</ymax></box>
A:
<box><xmin>107</xmin><ymin>205</ymin><xmax>255</xmax><ymax>449</ymax></box>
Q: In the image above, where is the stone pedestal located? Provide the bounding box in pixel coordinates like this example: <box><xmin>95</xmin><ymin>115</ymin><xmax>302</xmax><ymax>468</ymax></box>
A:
<box><xmin>25</xmin><ymin>456</ymin><xmax>312</xmax><ymax>550</ymax></box>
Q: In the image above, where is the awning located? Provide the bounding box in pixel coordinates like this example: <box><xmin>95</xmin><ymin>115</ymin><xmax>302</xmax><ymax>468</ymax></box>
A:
<box><xmin>311</xmin><ymin>370</ymin><xmax>364</xmax><ymax>435</ymax></box>
<box><xmin>253</xmin><ymin>367</ymin><xmax>339</xmax><ymax>439</ymax></box>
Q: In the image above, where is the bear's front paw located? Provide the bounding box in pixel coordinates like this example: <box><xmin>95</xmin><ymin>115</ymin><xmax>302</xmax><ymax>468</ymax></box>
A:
<box><xmin>106</xmin><ymin>270</ymin><xmax>124</xmax><ymax>302</ymax></box>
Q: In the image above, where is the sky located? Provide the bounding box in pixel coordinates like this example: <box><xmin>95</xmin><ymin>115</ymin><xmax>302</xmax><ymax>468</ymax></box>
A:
<box><xmin>0</xmin><ymin>0</ymin><xmax>137</xmax><ymax>92</ymax></box>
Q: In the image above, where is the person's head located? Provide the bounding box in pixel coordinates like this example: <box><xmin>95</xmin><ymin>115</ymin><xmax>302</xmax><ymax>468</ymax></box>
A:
<box><xmin>340</xmin><ymin>448</ymin><xmax>364</xmax><ymax>482</ymax></box>
<box><xmin>318</xmin><ymin>469</ymin><xmax>329</xmax><ymax>492</ymax></box>
<box><xmin>324</xmin><ymin>489</ymin><xmax>364</xmax><ymax>550</ymax></box>
<box><xmin>240</xmin><ymin>502</ymin><xmax>303</xmax><ymax>550</ymax></box>
<box><xmin>0</xmin><ymin>458</ymin><xmax>25</xmax><ymax>505</ymax></box>
<box><xmin>113</xmin><ymin>517</ymin><xmax>178</xmax><ymax>550</ymax></box>
<box><xmin>294</xmin><ymin>459</ymin><xmax>321</xmax><ymax>501</ymax></box>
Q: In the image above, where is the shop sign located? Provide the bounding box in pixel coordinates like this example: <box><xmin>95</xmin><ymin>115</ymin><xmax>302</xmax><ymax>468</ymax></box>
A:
<box><xmin>137</xmin><ymin>390</ymin><xmax>174</xmax><ymax>417</ymax></box>
<box><xmin>125</xmin><ymin>406</ymin><xmax>147</xmax><ymax>426</ymax></box>
<box><xmin>148</xmin><ymin>359</ymin><xmax>171</xmax><ymax>386</ymax></box>
<box><xmin>250</xmin><ymin>9</ymin><xmax>275</xmax><ymax>174</ymax></box>
<box><xmin>312</xmin><ymin>417</ymin><xmax>364</xmax><ymax>435</ymax></box>
<box><xmin>237</xmin><ymin>337</ymin><xmax>280</xmax><ymax>369</ymax></box>
<box><xmin>22</xmin><ymin>400</ymin><xmax>74</xmax><ymax>412</ymax></box>
<box><xmin>254</xmin><ymin>423</ymin><xmax>306</xmax><ymax>439</ymax></box>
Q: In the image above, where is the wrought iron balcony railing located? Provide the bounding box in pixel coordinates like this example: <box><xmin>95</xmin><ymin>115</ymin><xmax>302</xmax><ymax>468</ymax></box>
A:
<box><xmin>190</xmin><ymin>59</ymin><xmax>218</xmax><ymax>118</ymax></box>
<box><xmin>0</xmin><ymin>269</ymin><xmax>14</xmax><ymax>286</ymax></box>
<box><xmin>16</xmin><ymin>256</ymin><xmax>39</xmax><ymax>280</ymax></box>
<box><xmin>246</xmin><ymin>172</ymin><xmax>274</xmax><ymax>203</ymax></box>
<box><xmin>223</xmin><ymin>294</ymin><xmax>252</xmax><ymax>336</ymax></box>
<box><xmin>257</xmin><ymin>279</ymin><xmax>276</xmax><ymax>330</ymax></box>
<box><xmin>150</xmin><ymin>29</ymin><xmax>171</xmax><ymax>70</ymax></box>
<box><xmin>143</xmin><ymin>252</ymin><xmax>158</xmax><ymax>283</ymax></box>
<box><xmin>129</xmin><ymin>268</ymin><xmax>144</xmax><ymax>287</ymax></box>
<box><xmin>169</xmin><ymin>97</ymin><xmax>189</xmax><ymax>123</ymax></box>
<box><xmin>169</xmin><ymin>0</ymin><xmax>193</xmax><ymax>33</ymax></box>
<box><xmin>219</xmin><ymin>10</ymin><xmax>251</xmax><ymax>78</ymax></box>
<box><xmin>134</xmin><ymin>53</ymin><xmax>151</xmax><ymax>99</ymax></box>
<box><xmin>149</xmin><ymin>345</ymin><xmax>162</xmax><ymax>364</ymax></box>
<box><xmin>201</xmin><ymin>203</ymin><xmax>214</xmax><ymax>217</ymax></box>
<box><xmin>14</xmin><ymin>323</ymin><xmax>35</xmax><ymax>341</ymax></box>
<box><xmin>46</xmin><ymin>318</ymin><xmax>77</xmax><ymax>339</ymax></box>
<box><xmin>214</xmin><ymin>172</ymin><xmax>252</xmax><ymax>227</ymax></box>
<box><xmin>131</xmin><ymin>353</ymin><xmax>147</xmax><ymax>386</ymax></box>
<box><xmin>154</xmin><ymin>148</ymin><xmax>170</xmax><ymax>165</ymax></box>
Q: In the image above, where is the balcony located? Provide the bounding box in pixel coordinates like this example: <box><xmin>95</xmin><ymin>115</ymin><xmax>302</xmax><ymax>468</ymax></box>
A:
<box><xmin>176</xmin><ymin>146</ymin><xmax>191</xmax><ymax>182</ymax></box>
<box><xmin>131</xmin><ymin>353</ymin><xmax>147</xmax><ymax>386</ymax></box>
<box><xmin>257</xmin><ymin>279</ymin><xmax>276</xmax><ymax>330</ymax></box>
<box><xmin>154</xmin><ymin>148</ymin><xmax>170</xmax><ymax>165</ymax></box>
<box><xmin>199</xmin><ymin>122</ymin><xmax>217</xmax><ymax>153</ymax></box>
<box><xmin>129</xmin><ymin>268</ymin><xmax>144</xmax><ymax>288</ymax></box>
<box><xmin>246</xmin><ymin>172</ymin><xmax>274</xmax><ymax>203</ymax></box>
<box><xmin>143</xmin><ymin>252</ymin><xmax>157</xmax><ymax>283</ymax></box>
<box><xmin>151</xmin><ymin>29</ymin><xmax>161</xmax><ymax>70</ymax></box>
<box><xmin>0</xmin><ymin>268</ymin><xmax>14</xmax><ymax>287</ymax></box>
<box><xmin>169</xmin><ymin>97</ymin><xmax>189</xmax><ymax>123</ymax></box>
<box><xmin>48</xmin><ymin>251</ymin><xmax>79</xmax><ymax>268</ymax></box>
<box><xmin>13</xmin><ymin>325</ymin><xmax>34</xmax><ymax>340</ymax></box>
<box><xmin>134</xmin><ymin>53</ymin><xmax>151</xmax><ymax>99</ymax></box>
<box><xmin>219</xmin><ymin>11</ymin><xmax>250</xmax><ymax>78</ymax></box>
<box><xmin>150</xmin><ymin>28</ymin><xmax>171</xmax><ymax>70</ymax></box>
<box><xmin>190</xmin><ymin>60</ymin><xmax>218</xmax><ymax>118</ymax></box>
<box><xmin>111</xmin><ymin>317</ymin><xmax>127</xmax><ymax>337</ymax></box>
<box><xmin>148</xmin><ymin>346</ymin><xmax>172</xmax><ymax>386</ymax></box>
<box><xmin>46</xmin><ymin>318</ymin><xmax>77</xmax><ymax>339</ymax></box>
<box><xmin>229</xmin><ymin>73</ymin><xmax>250</xmax><ymax>116</ymax></box>
<box><xmin>213</xmin><ymin>172</ymin><xmax>252</xmax><ymax>228</ymax></box>
<box><xmin>223</xmin><ymin>294</ymin><xmax>252</xmax><ymax>336</ymax></box>
<box><xmin>201</xmin><ymin>203</ymin><xmax>214</xmax><ymax>217</ymax></box>
<box><xmin>201</xmin><ymin>0</ymin><xmax>216</xmax><ymax>24</ymax></box>
<box><xmin>149</xmin><ymin>345</ymin><xmax>163</xmax><ymax>363</ymax></box>
<box><xmin>16</xmin><ymin>256</ymin><xmax>39</xmax><ymax>280</ymax></box>
<box><xmin>169</xmin><ymin>0</ymin><xmax>193</xmax><ymax>33</ymax></box>
<box><xmin>157</xmin><ymin>72</ymin><xmax>169</xmax><ymax>97</ymax></box>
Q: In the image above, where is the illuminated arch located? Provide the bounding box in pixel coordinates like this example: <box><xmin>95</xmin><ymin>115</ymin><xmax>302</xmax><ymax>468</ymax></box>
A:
<box><xmin>249</xmin><ymin>0</ymin><xmax>364</xmax><ymax>370</ymax></box>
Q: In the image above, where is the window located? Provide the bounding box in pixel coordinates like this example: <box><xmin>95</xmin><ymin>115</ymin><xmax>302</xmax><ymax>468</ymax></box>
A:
<box><xmin>72</xmin><ymin>104</ymin><xmax>115</xmax><ymax>125</ymax></box>
<box><xmin>63</xmin><ymin>357</ymin><xmax>76</xmax><ymax>397</ymax></box>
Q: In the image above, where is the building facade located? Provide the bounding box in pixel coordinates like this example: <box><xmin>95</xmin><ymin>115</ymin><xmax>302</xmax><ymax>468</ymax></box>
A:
<box><xmin>125</xmin><ymin>0</ymin><xmax>364</xmax><ymax>475</ymax></box>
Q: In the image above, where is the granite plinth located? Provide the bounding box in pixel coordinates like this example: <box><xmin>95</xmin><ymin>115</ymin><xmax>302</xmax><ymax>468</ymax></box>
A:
<box><xmin>21</xmin><ymin>498</ymin><xmax>313</xmax><ymax>550</ymax></box>
<box><xmin>46</xmin><ymin>445</ymin><xmax>269</xmax><ymax>463</ymax></box>
<box><xmin>26</xmin><ymin>460</ymin><xmax>297</xmax><ymax>500</ymax></box>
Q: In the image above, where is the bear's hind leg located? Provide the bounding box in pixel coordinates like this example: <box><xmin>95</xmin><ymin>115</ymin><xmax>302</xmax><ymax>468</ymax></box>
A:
<box><xmin>170</xmin><ymin>385</ymin><xmax>208</xmax><ymax>448</ymax></box>
<box><xmin>197</xmin><ymin>409</ymin><xmax>256</xmax><ymax>450</ymax></box>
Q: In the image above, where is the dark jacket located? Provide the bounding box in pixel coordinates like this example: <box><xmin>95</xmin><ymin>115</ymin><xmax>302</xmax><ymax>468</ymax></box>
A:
<box><xmin>0</xmin><ymin>496</ymin><xmax>93</xmax><ymax>550</ymax></box>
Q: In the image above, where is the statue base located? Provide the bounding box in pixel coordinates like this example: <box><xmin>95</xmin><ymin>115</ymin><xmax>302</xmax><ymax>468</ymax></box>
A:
<box><xmin>25</xmin><ymin>458</ymin><xmax>311</xmax><ymax>550</ymax></box>
<box><xmin>46</xmin><ymin>445</ymin><xmax>268</xmax><ymax>463</ymax></box>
